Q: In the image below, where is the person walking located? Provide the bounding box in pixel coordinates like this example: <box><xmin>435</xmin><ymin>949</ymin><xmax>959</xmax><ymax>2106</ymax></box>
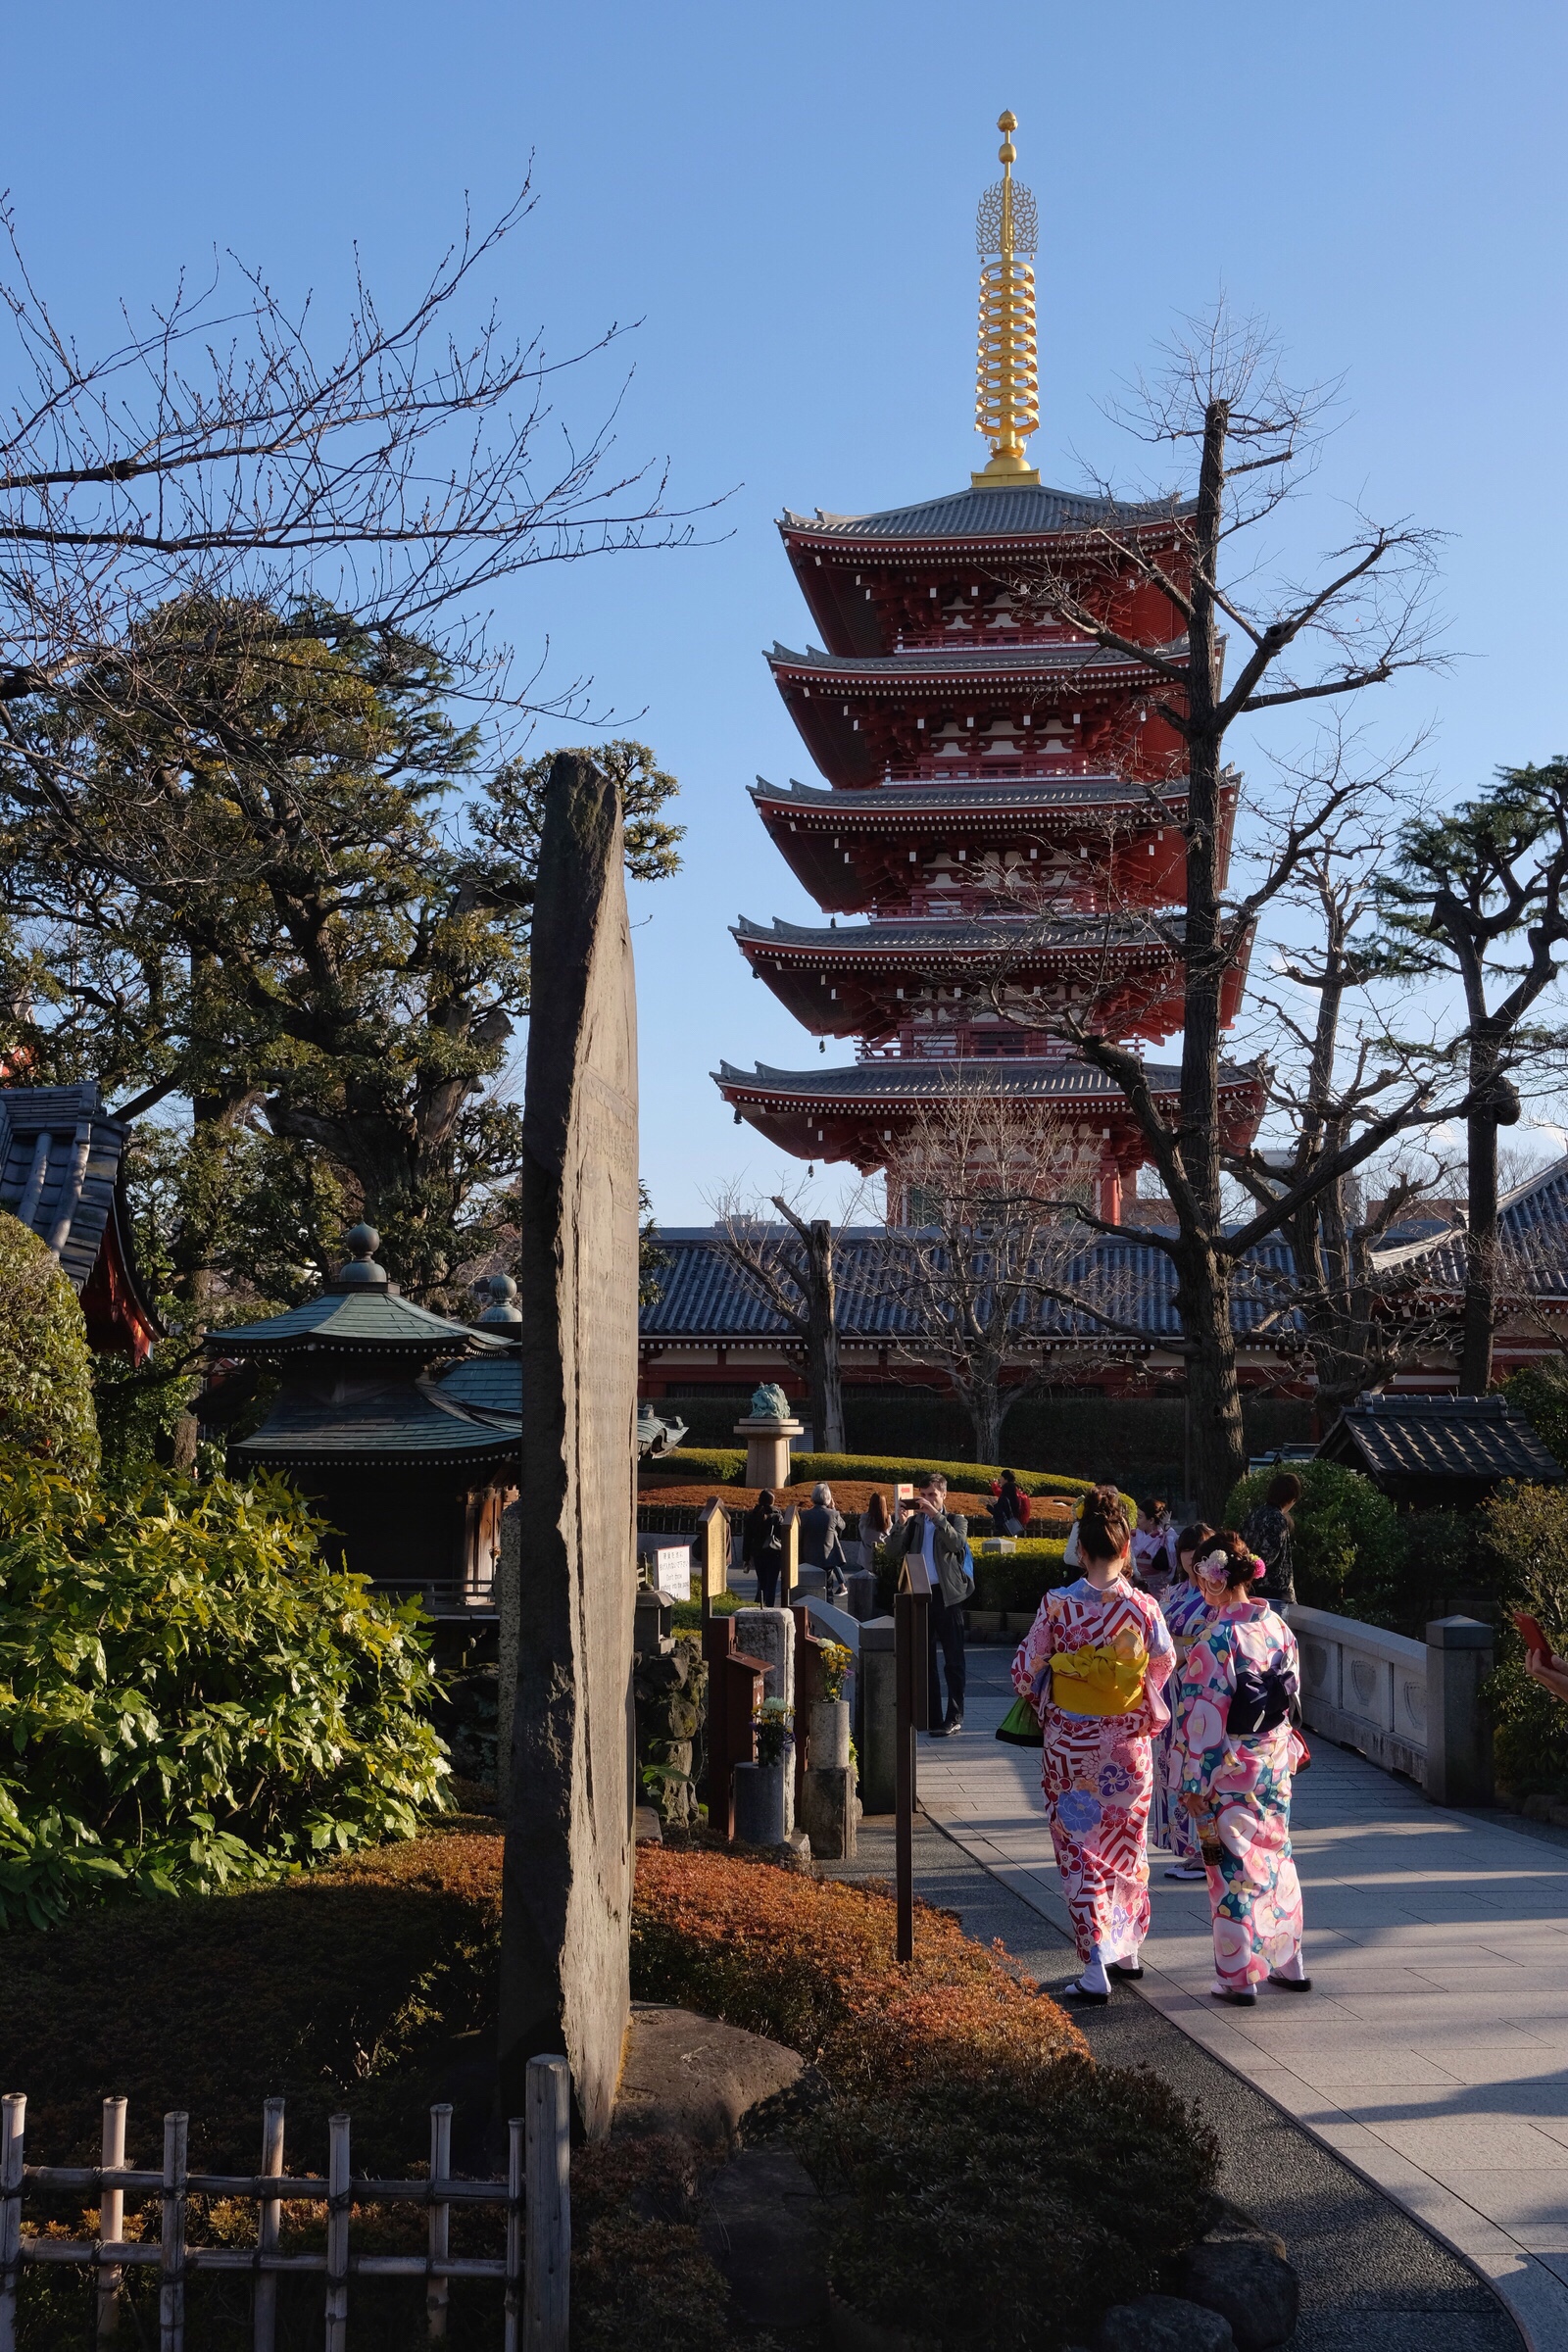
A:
<box><xmin>1131</xmin><ymin>1497</ymin><xmax>1177</xmax><ymax>1599</ymax></box>
<box><xmin>800</xmin><ymin>1482</ymin><xmax>850</xmax><ymax>1598</ymax></box>
<box><xmin>1012</xmin><ymin>1485</ymin><xmax>1174</xmax><ymax>2004</ymax></box>
<box><xmin>1242</xmin><ymin>1473</ymin><xmax>1301</xmax><ymax>1606</ymax></box>
<box><xmin>743</xmin><ymin>1490</ymin><xmax>787</xmax><ymax>1608</ymax></box>
<box><xmin>989</xmin><ymin>1468</ymin><xmax>1032</xmax><ymax>1538</ymax></box>
<box><xmin>1175</xmin><ymin>1532</ymin><xmax>1309</xmax><ymax>2005</ymax></box>
<box><xmin>885</xmin><ymin>1471</ymin><xmax>972</xmax><ymax>1735</ymax></box>
<box><xmin>1151</xmin><ymin>1521</ymin><xmax>1217</xmax><ymax>1882</ymax></box>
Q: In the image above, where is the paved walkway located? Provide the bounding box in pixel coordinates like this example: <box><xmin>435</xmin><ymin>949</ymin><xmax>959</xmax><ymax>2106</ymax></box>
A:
<box><xmin>917</xmin><ymin>1647</ymin><xmax>1568</xmax><ymax>2352</ymax></box>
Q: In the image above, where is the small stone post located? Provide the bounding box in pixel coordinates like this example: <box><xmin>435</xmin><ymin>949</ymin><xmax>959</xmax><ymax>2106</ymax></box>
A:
<box><xmin>735</xmin><ymin>1606</ymin><xmax>796</xmax><ymax>1831</ymax></box>
<box><xmin>858</xmin><ymin>1616</ymin><xmax>897</xmax><ymax>1812</ymax></box>
<box><xmin>1425</xmin><ymin>1615</ymin><xmax>1494</xmax><ymax>1807</ymax></box>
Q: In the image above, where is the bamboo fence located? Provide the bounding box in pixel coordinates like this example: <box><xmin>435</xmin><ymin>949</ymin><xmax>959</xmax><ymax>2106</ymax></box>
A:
<box><xmin>0</xmin><ymin>2052</ymin><xmax>571</xmax><ymax>2352</ymax></box>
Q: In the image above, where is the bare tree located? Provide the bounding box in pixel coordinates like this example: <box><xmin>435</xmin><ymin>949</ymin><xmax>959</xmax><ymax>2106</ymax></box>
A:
<box><xmin>879</xmin><ymin>1089</ymin><xmax>1139</xmax><ymax>1463</ymax></box>
<box><xmin>708</xmin><ymin>1185</ymin><xmax>865</xmax><ymax>1452</ymax></box>
<box><xmin>998</xmin><ymin>305</ymin><xmax>1451</xmax><ymax>1510</ymax></box>
<box><xmin>1375</xmin><ymin>760</ymin><xmax>1568</xmax><ymax>1391</ymax></box>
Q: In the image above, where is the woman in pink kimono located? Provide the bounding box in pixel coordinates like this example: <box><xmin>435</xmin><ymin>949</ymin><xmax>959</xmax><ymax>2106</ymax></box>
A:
<box><xmin>1175</xmin><ymin>1535</ymin><xmax>1309</xmax><ymax>2006</ymax></box>
<box><xmin>1150</xmin><ymin>1522</ymin><xmax>1217</xmax><ymax>1882</ymax></box>
<box><xmin>1012</xmin><ymin>1486</ymin><xmax>1174</xmax><ymax>2005</ymax></box>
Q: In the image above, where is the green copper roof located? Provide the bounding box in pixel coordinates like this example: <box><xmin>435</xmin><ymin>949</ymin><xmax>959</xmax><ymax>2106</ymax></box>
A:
<box><xmin>231</xmin><ymin>1380</ymin><xmax>519</xmax><ymax>1466</ymax></box>
<box><xmin>218</xmin><ymin>1224</ymin><xmax>509</xmax><ymax>1359</ymax></box>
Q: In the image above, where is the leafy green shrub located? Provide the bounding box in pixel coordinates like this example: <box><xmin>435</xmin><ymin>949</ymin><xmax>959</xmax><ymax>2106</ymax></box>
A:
<box><xmin>1223</xmin><ymin>1459</ymin><xmax>1402</xmax><ymax>1613</ymax></box>
<box><xmin>1477</xmin><ymin>1482</ymin><xmax>1568</xmax><ymax>1795</ymax></box>
<box><xmin>0</xmin><ymin>1446</ymin><xmax>447</xmax><ymax>1926</ymax></box>
<box><xmin>0</xmin><ymin>1212</ymin><xmax>99</xmax><ymax>1478</ymax></box>
<box><xmin>970</xmin><ymin>1541</ymin><xmax>1070</xmax><ymax>1614</ymax></box>
<box><xmin>804</xmin><ymin>2061</ymin><xmax>1218</xmax><ymax>2352</ymax></box>
<box><xmin>1504</xmin><ymin>1359</ymin><xmax>1568</xmax><ymax>1471</ymax></box>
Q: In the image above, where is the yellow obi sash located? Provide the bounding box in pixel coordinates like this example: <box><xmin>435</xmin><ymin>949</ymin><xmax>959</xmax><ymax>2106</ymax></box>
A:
<box><xmin>1050</xmin><ymin>1641</ymin><xmax>1149</xmax><ymax>1718</ymax></box>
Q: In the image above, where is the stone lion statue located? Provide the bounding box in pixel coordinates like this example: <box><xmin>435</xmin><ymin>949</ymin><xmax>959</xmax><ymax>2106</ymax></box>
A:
<box><xmin>749</xmin><ymin>1381</ymin><xmax>793</xmax><ymax>1422</ymax></box>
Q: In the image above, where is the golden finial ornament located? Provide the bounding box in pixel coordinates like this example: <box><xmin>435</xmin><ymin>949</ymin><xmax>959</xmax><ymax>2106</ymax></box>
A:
<box><xmin>971</xmin><ymin>109</ymin><xmax>1041</xmax><ymax>488</ymax></box>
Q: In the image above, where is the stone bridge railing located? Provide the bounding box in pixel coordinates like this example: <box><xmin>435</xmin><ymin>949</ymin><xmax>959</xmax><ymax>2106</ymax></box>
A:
<box><xmin>1286</xmin><ymin>1603</ymin><xmax>1494</xmax><ymax>1807</ymax></box>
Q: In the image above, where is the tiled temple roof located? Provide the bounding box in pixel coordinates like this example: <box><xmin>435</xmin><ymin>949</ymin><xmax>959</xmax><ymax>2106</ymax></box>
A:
<box><xmin>780</xmin><ymin>484</ymin><xmax>1194</xmax><ymax>542</ymax></box>
<box><xmin>713</xmin><ymin>1055</ymin><xmax>1258</xmax><ymax>1103</ymax></box>
<box><xmin>0</xmin><ymin>1082</ymin><xmax>134</xmax><ymax>1292</ymax></box>
<box><xmin>734</xmin><ymin>913</ymin><xmax>1178</xmax><ymax>956</ymax></box>
<box><xmin>1317</xmin><ymin>1396</ymin><xmax>1563</xmax><ymax>1489</ymax></box>
<box><xmin>751</xmin><ymin>774</ymin><xmax>1189</xmax><ymax>816</ymax></box>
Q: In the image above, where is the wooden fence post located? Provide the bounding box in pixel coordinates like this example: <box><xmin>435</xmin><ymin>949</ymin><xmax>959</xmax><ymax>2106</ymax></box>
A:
<box><xmin>0</xmin><ymin>2092</ymin><xmax>24</xmax><ymax>2352</ymax></box>
<box><xmin>97</xmin><ymin>2095</ymin><xmax>126</xmax><ymax>2341</ymax></box>
<box><xmin>427</xmin><ymin>2102</ymin><xmax>452</xmax><ymax>2340</ymax></box>
<box><xmin>503</xmin><ymin>2114</ymin><xmax>523</xmax><ymax>2352</ymax></box>
<box><xmin>523</xmin><ymin>2056</ymin><xmax>569</xmax><ymax>2352</ymax></box>
<box><xmin>159</xmin><ymin>2112</ymin><xmax>187</xmax><ymax>2352</ymax></box>
<box><xmin>254</xmin><ymin>2097</ymin><xmax>284</xmax><ymax>2352</ymax></box>
<box><xmin>324</xmin><ymin>2114</ymin><xmax>350</xmax><ymax>2352</ymax></box>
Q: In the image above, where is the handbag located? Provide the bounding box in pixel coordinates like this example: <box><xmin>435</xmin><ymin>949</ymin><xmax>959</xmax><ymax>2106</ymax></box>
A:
<box><xmin>996</xmin><ymin>1693</ymin><xmax>1044</xmax><ymax>1747</ymax></box>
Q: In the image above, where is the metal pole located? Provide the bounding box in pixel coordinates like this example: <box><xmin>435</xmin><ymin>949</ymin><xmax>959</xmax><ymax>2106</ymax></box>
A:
<box><xmin>0</xmin><ymin>2092</ymin><xmax>24</xmax><ymax>2352</ymax></box>
<box><xmin>426</xmin><ymin>2102</ymin><xmax>452</xmax><ymax>2339</ymax></box>
<box><xmin>159</xmin><ymin>2113</ymin><xmax>187</xmax><ymax>2352</ymax></box>
<box><xmin>254</xmin><ymin>2098</ymin><xmax>284</xmax><ymax>2352</ymax></box>
<box><xmin>324</xmin><ymin>2114</ymin><xmax>350</xmax><ymax>2352</ymax></box>
<box><xmin>97</xmin><ymin>2096</ymin><xmax>126</xmax><ymax>2341</ymax></box>
<box><xmin>523</xmin><ymin>2055</ymin><xmax>570</xmax><ymax>2352</ymax></box>
<box><xmin>894</xmin><ymin>1587</ymin><xmax>929</xmax><ymax>1964</ymax></box>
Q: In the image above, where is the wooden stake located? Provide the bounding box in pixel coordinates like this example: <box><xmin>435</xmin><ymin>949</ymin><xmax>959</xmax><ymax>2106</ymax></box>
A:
<box><xmin>324</xmin><ymin>2115</ymin><xmax>350</xmax><ymax>2352</ymax></box>
<box><xmin>0</xmin><ymin>2092</ymin><xmax>24</xmax><ymax>2352</ymax></box>
<box><xmin>503</xmin><ymin>2114</ymin><xmax>523</xmax><ymax>2352</ymax></box>
<box><xmin>523</xmin><ymin>2057</ymin><xmax>569</xmax><ymax>2352</ymax></box>
<box><xmin>426</xmin><ymin>2103</ymin><xmax>452</xmax><ymax>2340</ymax></box>
<box><xmin>97</xmin><ymin>2096</ymin><xmax>126</xmax><ymax>2341</ymax></box>
<box><xmin>253</xmin><ymin>2097</ymin><xmax>284</xmax><ymax>2352</ymax></box>
<box><xmin>159</xmin><ymin>2113</ymin><xmax>187</xmax><ymax>2352</ymax></box>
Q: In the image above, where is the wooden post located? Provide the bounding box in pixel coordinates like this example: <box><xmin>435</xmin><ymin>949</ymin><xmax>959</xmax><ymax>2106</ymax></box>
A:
<box><xmin>159</xmin><ymin>2112</ymin><xmax>187</xmax><ymax>2352</ymax></box>
<box><xmin>324</xmin><ymin>2113</ymin><xmax>350</xmax><ymax>2352</ymax></box>
<box><xmin>254</xmin><ymin>2098</ymin><xmax>283</xmax><ymax>2352</ymax></box>
<box><xmin>523</xmin><ymin>2056</ymin><xmax>570</xmax><ymax>2352</ymax></box>
<box><xmin>427</xmin><ymin>2102</ymin><xmax>452</xmax><ymax>2339</ymax></box>
<box><xmin>697</xmin><ymin>1497</ymin><xmax>728</xmax><ymax>1624</ymax></box>
<box><xmin>97</xmin><ymin>2095</ymin><xmax>126</xmax><ymax>2341</ymax></box>
<box><xmin>894</xmin><ymin>1549</ymin><xmax>933</xmax><ymax>1966</ymax></box>
<box><xmin>503</xmin><ymin>2114</ymin><xmax>523</xmax><ymax>2352</ymax></box>
<box><xmin>0</xmin><ymin>2092</ymin><xmax>24</xmax><ymax>2352</ymax></box>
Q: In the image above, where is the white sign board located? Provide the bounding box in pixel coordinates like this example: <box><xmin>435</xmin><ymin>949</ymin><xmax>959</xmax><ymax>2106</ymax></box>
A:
<box><xmin>643</xmin><ymin>1542</ymin><xmax>691</xmax><ymax>1601</ymax></box>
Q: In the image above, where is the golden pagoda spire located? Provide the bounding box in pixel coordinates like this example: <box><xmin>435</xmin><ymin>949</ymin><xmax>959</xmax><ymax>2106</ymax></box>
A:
<box><xmin>971</xmin><ymin>110</ymin><xmax>1041</xmax><ymax>489</ymax></box>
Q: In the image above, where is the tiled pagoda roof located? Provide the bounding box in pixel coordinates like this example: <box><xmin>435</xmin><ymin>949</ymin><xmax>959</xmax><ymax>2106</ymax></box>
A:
<box><xmin>767</xmin><ymin>639</ymin><xmax>1181</xmax><ymax>686</ymax></box>
<box><xmin>779</xmin><ymin>483</ymin><xmax>1195</xmax><ymax>545</ymax></box>
<box><xmin>734</xmin><ymin>912</ymin><xmax>1180</xmax><ymax>958</ymax></box>
<box><xmin>231</xmin><ymin>1379</ymin><xmax>519</xmax><ymax>1469</ymax></box>
<box><xmin>750</xmin><ymin>773</ymin><xmax>1190</xmax><ymax>821</ymax></box>
<box><xmin>713</xmin><ymin>1054</ymin><xmax>1261</xmax><ymax>1105</ymax></box>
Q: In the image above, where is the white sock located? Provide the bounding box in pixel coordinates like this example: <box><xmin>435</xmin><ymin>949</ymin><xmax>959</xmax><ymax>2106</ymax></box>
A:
<box><xmin>1273</xmin><ymin>1948</ymin><xmax>1307</xmax><ymax>1982</ymax></box>
<box><xmin>1079</xmin><ymin>1945</ymin><xmax>1110</xmax><ymax>1995</ymax></box>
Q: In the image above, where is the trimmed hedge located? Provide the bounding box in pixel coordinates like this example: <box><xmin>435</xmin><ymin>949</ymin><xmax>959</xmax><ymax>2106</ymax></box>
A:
<box><xmin>647</xmin><ymin>1446</ymin><xmax>1113</xmax><ymax>1501</ymax></box>
<box><xmin>970</xmin><ymin>1540</ymin><xmax>1071</xmax><ymax>1614</ymax></box>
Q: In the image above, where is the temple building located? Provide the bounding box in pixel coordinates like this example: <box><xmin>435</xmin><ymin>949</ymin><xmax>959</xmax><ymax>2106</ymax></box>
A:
<box><xmin>714</xmin><ymin>113</ymin><xmax>1263</xmax><ymax>1220</ymax></box>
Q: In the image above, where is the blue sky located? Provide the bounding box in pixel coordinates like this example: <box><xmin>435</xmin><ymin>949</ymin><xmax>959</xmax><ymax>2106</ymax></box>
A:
<box><xmin>6</xmin><ymin>1</ymin><xmax>1566</xmax><ymax>1220</ymax></box>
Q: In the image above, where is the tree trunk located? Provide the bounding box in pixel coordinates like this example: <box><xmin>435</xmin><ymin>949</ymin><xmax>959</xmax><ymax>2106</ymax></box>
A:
<box><xmin>1461</xmin><ymin>1035</ymin><xmax>1502</xmax><ymax>1396</ymax></box>
<box><xmin>804</xmin><ymin>1218</ymin><xmax>846</xmax><ymax>1452</ymax></box>
<box><xmin>1175</xmin><ymin>1237</ymin><xmax>1247</xmax><ymax>1520</ymax></box>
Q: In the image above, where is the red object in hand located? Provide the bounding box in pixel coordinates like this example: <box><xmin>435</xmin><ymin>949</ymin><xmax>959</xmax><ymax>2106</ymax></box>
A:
<box><xmin>1514</xmin><ymin>1611</ymin><xmax>1551</xmax><ymax>1659</ymax></box>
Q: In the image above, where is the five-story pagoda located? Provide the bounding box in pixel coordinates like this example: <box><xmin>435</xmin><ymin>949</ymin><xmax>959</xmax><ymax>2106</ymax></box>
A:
<box><xmin>715</xmin><ymin>113</ymin><xmax>1262</xmax><ymax>1218</ymax></box>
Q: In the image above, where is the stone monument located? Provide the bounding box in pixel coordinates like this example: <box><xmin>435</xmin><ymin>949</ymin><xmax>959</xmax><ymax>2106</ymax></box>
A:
<box><xmin>499</xmin><ymin>753</ymin><xmax>639</xmax><ymax>2140</ymax></box>
<box><xmin>733</xmin><ymin>1380</ymin><xmax>804</xmax><ymax>1490</ymax></box>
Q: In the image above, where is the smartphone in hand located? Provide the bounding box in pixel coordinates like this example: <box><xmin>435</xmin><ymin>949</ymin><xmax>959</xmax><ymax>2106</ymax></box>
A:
<box><xmin>1514</xmin><ymin>1611</ymin><xmax>1551</xmax><ymax>1658</ymax></box>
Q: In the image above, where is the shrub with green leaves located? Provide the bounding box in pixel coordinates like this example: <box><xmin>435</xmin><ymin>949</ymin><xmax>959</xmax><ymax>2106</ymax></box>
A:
<box><xmin>1504</xmin><ymin>1359</ymin><xmax>1568</xmax><ymax>1472</ymax></box>
<box><xmin>0</xmin><ymin>1446</ymin><xmax>447</xmax><ymax>1927</ymax></box>
<box><xmin>1477</xmin><ymin>1482</ymin><xmax>1568</xmax><ymax>1795</ymax></box>
<box><xmin>648</xmin><ymin>1446</ymin><xmax>1106</xmax><ymax>1501</ymax></box>
<box><xmin>0</xmin><ymin>1212</ymin><xmax>99</xmax><ymax>1479</ymax></box>
<box><xmin>1223</xmin><ymin>1459</ymin><xmax>1402</xmax><ymax>1613</ymax></box>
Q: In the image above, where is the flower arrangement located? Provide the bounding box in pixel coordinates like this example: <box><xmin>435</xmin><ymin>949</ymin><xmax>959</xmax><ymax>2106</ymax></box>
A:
<box><xmin>753</xmin><ymin>1696</ymin><xmax>795</xmax><ymax>1765</ymax></box>
<box><xmin>816</xmin><ymin>1640</ymin><xmax>854</xmax><ymax>1701</ymax></box>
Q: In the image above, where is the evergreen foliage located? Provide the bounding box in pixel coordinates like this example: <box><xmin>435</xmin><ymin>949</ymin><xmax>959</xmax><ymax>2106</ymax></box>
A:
<box><xmin>0</xmin><ymin>1214</ymin><xmax>100</xmax><ymax>1479</ymax></box>
<box><xmin>1478</xmin><ymin>1482</ymin><xmax>1568</xmax><ymax>1795</ymax></box>
<box><xmin>0</xmin><ymin>1446</ymin><xmax>447</xmax><ymax>1927</ymax></box>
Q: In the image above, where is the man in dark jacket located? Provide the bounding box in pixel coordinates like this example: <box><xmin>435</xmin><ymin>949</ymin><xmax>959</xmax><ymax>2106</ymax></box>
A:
<box><xmin>885</xmin><ymin>1472</ymin><xmax>972</xmax><ymax>1735</ymax></box>
<box><xmin>799</xmin><ymin>1482</ymin><xmax>849</xmax><ymax>1598</ymax></box>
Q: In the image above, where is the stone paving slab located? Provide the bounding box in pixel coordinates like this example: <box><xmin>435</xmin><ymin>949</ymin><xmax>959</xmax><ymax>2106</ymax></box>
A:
<box><xmin>828</xmin><ymin>1811</ymin><xmax>1520</xmax><ymax>2352</ymax></box>
<box><xmin>913</xmin><ymin>1648</ymin><xmax>1568</xmax><ymax>2351</ymax></box>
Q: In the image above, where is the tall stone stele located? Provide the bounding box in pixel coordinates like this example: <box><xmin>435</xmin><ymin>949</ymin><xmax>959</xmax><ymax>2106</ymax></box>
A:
<box><xmin>498</xmin><ymin>753</ymin><xmax>639</xmax><ymax>2139</ymax></box>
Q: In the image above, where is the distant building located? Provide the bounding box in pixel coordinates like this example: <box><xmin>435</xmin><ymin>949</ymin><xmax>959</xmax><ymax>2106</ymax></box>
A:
<box><xmin>0</xmin><ymin>1083</ymin><xmax>159</xmax><ymax>1359</ymax></box>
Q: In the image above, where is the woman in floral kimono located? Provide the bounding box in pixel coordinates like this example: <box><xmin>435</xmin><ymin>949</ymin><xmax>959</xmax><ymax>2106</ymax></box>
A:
<box><xmin>1012</xmin><ymin>1486</ymin><xmax>1174</xmax><ymax>2005</ymax></box>
<box><xmin>1175</xmin><ymin>1534</ymin><xmax>1309</xmax><ymax>2005</ymax></box>
<box><xmin>1149</xmin><ymin>1523</ymin><xmax>1216</xmax><ymax>1882</ymax></box>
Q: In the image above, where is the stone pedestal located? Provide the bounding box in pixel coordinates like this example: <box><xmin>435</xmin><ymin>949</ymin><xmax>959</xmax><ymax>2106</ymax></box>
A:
<box><xmin>808</xmin><ymin>1698</ymin><xmax>851</xmax><ymax>1770</ymax></box>
<box><xmin>734</xmin><ymin>1761</ymin><xmax>788</xmax><ymax>1847</ymax></box>
<box><xmin>733</xmin><ymin>1413</ymin><xmax>804</xmax><ymax>1492</ymax></box>
<box><xmin>1426</xmin><ymin>1615</ymin><xmax>1494</xmax><ymax>1807</ymax></box>
<box><xmin>734</xmin><ymin>1605</ymin><xmax>796</xmax><ymax>1831</ymax></box>
<box><xmin>799</xmin><ymin>1767</ymin><xmax>858</xmax><ymax>1860</ymax></box>
<box><xmin>842</xmin><ymin>1569</ymin><xmax>878</xmax><ymax>1622</ymax></box>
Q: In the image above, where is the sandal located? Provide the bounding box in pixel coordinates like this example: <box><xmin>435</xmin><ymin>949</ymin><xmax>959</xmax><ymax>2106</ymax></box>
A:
<box><xmin>1061</xmin><ymin>1976</ymin><xmax>1109</xmax><ymax>2006</ymax></box>
<box><xmin>1267</xmin><ymin>1972</ymin><xmax>1313</xmax><ymax>1991</ymax></box>
<box><xmin>1208</xmin><ymin>1986</ymin><xmax>1257</xmax><ymax>2007</ymax></box>
<box><xmin>1108</xmin><ymin>1961</ymin><xmax>1144</xmax><ymax>1980</ymax></box>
